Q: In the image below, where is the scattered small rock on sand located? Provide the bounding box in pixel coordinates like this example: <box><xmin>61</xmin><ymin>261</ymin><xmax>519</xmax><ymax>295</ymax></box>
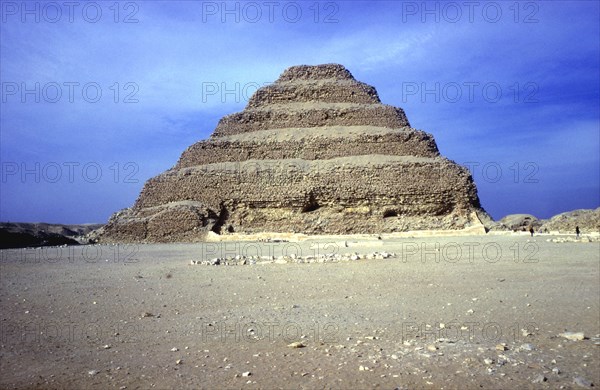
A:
<box><xmin>532</xmin><ymin>374</ymin><xmax>546</xmax><ymax>384</ymax></box>
<box><xmin>574</xmin><ymin>376</ymin><xmax>594</xmax><ymax>388</ymax></box>
<box><xmin>559</xmin><ymin>332</ymin><xmax>585</xmax><ymax>341</ymax></box>
<box><xmin>520</xmin><ymin>343</ymin><xmax>535</xmax><ymax>351</ymax></box>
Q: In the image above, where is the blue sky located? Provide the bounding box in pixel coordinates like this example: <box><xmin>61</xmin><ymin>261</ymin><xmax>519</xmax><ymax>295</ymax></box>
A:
<box><xmin>1</xmin><ymin>0</ymin><xmax>599</xmax><ymax>224</ymax></box>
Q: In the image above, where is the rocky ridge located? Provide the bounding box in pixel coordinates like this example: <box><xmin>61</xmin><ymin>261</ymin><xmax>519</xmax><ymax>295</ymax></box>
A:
<box><xmin>541</xmin><ymin>207</ymin><xmax>599</xmax><ymax>233</ymax></box>
<box><xmin>0</xmin><ymin>222</ymin><xmax>102</xmax><ymax>249</ymax></box>
<box><xmin>492</xmin><ymin>208</ymin><xmax>600</xmax><ymax>234</ymax></box>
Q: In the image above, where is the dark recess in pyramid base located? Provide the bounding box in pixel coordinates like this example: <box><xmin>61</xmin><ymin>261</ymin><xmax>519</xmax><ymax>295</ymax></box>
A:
<box><xmin>99</xmin><ymin>64</ymin><xmax>490</xmax><ymax>243</ymax></box>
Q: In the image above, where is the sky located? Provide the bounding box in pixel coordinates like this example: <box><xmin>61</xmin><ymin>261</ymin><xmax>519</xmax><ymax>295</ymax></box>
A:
<box><xmin>1</xmin><ymin>0</ymin><xmax>599</xmax><ymax>224</ymax></box>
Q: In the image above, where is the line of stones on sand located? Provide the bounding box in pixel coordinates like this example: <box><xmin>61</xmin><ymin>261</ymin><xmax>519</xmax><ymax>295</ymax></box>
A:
<box><xmin>547</xmin><ymin>236</ymin><xmax>598</xmax><ymax>243</ymax></box>
<box><xmin>189</xmin><ymin>251</ymin><xmax>396</xmax><ymax>266</ymax></box>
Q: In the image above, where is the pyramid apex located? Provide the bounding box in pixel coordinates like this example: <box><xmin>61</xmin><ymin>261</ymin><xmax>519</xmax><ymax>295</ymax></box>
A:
<box><xmin>277</xmin><ymin>63</ymin><xmax>355</xmax><ymax>82</ymax></box>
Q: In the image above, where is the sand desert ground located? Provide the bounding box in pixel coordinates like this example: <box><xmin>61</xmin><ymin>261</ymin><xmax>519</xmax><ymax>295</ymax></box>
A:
<box><xmin>1</xmin><ymin>233</ymin><xmax>598</xmax><ymax>389</ymax></box>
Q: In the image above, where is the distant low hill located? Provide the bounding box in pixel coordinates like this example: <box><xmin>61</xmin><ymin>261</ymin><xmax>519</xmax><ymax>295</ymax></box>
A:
<box><xmin>494</xmin><ymin>207</ymin><xmax>599</xmax><ymax>233</ymax></box>
<box><xmin>0</xmin><ymin>223</ymin><xmax>103</xmax><ymax>249</ymax></box>
<box><xmin>541</xmin><ymin>208</ymin><xmax>600</xmax><ymax>233</ymax></box>
<box><xmin>494</xmin><ymin>214</ymin><xmax>542</xmax><ymax>231</ymax></box>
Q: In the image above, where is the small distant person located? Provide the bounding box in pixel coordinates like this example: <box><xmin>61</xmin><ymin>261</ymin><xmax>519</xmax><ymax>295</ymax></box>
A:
<box><xmin>529</xmin><ymin>226</ymin><xmax>534</xmax><ymax>237</ymax></box>
<box><xmin>576</xmin><ymin>226</ymin><xmax>580</xmax><ymax>238</ymax></box>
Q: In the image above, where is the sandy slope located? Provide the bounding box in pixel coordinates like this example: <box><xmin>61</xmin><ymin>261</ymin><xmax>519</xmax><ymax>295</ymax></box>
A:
<box><xmin>1</xmin><ymin>234</ymin><xmax>598</xmax><ymax>389</ymax></box>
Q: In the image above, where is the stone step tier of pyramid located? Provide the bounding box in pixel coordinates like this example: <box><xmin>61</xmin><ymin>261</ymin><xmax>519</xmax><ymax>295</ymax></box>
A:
<box><xmin>100</xmin><ymin>64</ymin><xmax>487</xmax><ymax>242</ymax></box>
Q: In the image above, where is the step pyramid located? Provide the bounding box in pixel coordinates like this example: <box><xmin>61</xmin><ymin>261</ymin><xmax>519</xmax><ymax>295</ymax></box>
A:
<box><xmin>100</xmin><ymin>64</ymin><xmax>488</xmax><ymax>242</ymax></box>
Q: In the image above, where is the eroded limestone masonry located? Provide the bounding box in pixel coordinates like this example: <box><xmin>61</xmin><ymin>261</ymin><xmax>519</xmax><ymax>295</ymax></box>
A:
<box><xmin>100</xmin><ymin>64</ymin><xmax>489</xmax><ymax>242</ymax></box>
